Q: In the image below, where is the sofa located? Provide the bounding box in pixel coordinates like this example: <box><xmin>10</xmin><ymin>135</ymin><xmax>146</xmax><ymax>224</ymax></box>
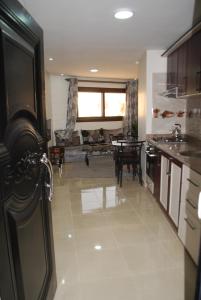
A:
<box><xmin>54</xmin><ymin>128</ymin><xmax>124</xmax><ymax>162</ymax></box>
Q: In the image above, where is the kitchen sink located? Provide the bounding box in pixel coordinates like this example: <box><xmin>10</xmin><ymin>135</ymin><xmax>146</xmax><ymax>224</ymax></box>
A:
<box><xmin>179</xmin><ymin>150</ymin><xmax>201</xmax><ymax>158</ymax></box>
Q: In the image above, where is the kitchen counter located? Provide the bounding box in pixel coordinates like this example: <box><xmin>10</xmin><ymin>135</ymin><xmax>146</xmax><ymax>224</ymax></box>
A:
<box><xmin>147</xmin><ymin>135</ymin><xmax>201</xmax><ymax>175</ymax></box>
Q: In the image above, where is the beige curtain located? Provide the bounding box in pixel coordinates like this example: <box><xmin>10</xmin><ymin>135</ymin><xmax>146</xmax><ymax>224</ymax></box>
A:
<box><xmin>123</xmin><ymin>80</ymin><xmax>138</xmax><ymax>136</ymax></box>
<box><xmin>65</xmin><ymin>78</ymin><xmax>78</xmax><ymax>139</ymax></box>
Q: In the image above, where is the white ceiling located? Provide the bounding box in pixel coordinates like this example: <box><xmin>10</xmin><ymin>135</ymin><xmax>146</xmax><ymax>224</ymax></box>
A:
<box><xmin>19</xmin><ymin>0</ymin><xmax>195</xmax><ymax>79</ymax></box>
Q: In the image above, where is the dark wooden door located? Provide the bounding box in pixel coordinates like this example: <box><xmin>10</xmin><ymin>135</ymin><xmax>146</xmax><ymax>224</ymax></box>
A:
<box><xmin>187</xmin><ymin>30</ymin><xmax>201</xmax><ymax>95</ymax></box>
<box><xmin>0</xmin><ymin>1</ymin><xmax>56</xmax><ymax>300</ymax></box>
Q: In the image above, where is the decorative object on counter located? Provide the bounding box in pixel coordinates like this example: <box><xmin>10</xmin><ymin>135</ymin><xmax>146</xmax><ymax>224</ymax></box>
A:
<box><xmin>171</xmin><ymin>123</ymin><xmax>182</xmax><ymax>138</ymax></box>
<box><xmin>153</xmin><ymin>108</ymin><xmax>160</xmax><ymax>118</ymax></box>
<box><xmin>161</xmin><ymin>110</ymin><xmax>175</xmax><ymax>118</ymax></box>
<box><xmin>176</xmin><ymin>111</ymin><xmax>185</xmax><ymax>118</ymax></box>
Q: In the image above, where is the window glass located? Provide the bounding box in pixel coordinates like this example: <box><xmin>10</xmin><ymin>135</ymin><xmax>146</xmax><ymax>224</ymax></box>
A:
<box><xmin>78</xmin><ymin>92</ymin><xmax>102</xmax><ymax>117</ymax></box>
<box><xmin>105</xmin><ymin>93</ymin><xmax>126</xmax><ymax>117</ymax></box>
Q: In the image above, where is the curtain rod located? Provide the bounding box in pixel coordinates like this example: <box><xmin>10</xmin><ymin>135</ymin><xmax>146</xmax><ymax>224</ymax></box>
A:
<box><xmin>65</xmin><ymin>79</ymin><xmax>127</xmax><ymax>84</ymax></box>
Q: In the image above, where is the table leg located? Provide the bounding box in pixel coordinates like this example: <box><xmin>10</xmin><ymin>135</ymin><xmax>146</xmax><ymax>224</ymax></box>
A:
<box><xmin>85</xmin><ymin>153</ymin><xmax>89</xmax><ymax>166</ymax></box>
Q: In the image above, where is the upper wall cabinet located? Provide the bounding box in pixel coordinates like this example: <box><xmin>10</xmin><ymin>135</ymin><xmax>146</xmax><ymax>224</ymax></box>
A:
<box><xmin>187</xmin><ymin>30</ymin><xmax>201</xmax><ymax>95</ymax></box>
<box><xmin>177</xmin><ymin>42</ymin><xmax>188</xmax><ymax>96</ymax></box>
<box><xmin>167</xmin><ymin>50</ymin><xmax>178</xmax><ymax>90</ymax></box>
<box><xmin>165</xmin><ymin>23</ymin><xmax>201</xmax><ymax>97</ymax></box>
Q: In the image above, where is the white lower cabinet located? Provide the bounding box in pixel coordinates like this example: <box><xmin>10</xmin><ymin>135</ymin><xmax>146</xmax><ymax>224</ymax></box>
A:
<box><xmin>178</xmin><ymin>165</ymin><xmax>201</xmax><ymax>265</ymax></box>
<box><xmin>160</xmin><ymin>155</ymin><xmax>169</xmax><ymax>210</ymax></box>
<box><xmin>169</xmin><ymin>162</ymin><xmax>181</xmax><ymax>226</ymax></box>
<box><xmin>160</xmin><ymin>155</ymin><xmax>182</xmax><ymax>227</ymax></box>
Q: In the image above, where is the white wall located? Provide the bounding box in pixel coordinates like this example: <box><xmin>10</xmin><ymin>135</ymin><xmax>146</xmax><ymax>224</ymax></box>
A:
<box><xmin>138</xmin><ymin>50</ymin><xmax>167</xmax><ymax>184</ymax></box>
<box><xmin>46</xmin><ymin>75</ymin><xmax>68</xmax><ymax>144</ymax></box>
<box><xmin>138</xmin><ymin>53</ymin><xmax>147</xmax><ymax>141</ymax></box>
<box><xmin>146</xmin><ymin>50</ymin><xmax>167</xmax><ymax>133</ymax></box>
<box><xmin>138</xmin><ymin>53</ymin><xmax>147</xmax><ymax>183</ymax></box>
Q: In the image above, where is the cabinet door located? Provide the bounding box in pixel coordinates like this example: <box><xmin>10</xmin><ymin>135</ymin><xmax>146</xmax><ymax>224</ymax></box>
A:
<box><xmin>160</xmin><ymin>155</ymin><xmax>169</xmax><ymax>210</ymax></box>
<box><xmin>187</xmin><ymin>30</ymin><xmax>201</xmax><ymax>95</ymax></box>
<box><xmin>169</xmin><ymin>162</ymin><xmax>181</xmax><ymax>226</ymax></box>
<box><xmin>167</xmin><ymin>50</ymin><xmax>178</xmax><ymax>89</ymax></box>
<box><xmin>177</xmin><ymin>42</ymin><xmax>188</xmax><ymax>96</ymax></box>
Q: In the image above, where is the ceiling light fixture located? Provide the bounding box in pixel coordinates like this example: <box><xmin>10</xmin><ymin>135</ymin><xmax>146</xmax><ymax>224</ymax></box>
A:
<box><xmin>49</xmin><ymin>57</ymin><xmax>54</xmax><ymax>61</ymax></box>
<box><xmin>94</xmin><ymin>245</ymin><xmax>102</xmax><ymax>251</ymax></box>
<box><xmin>114</xmin><ymin>9</ymin><xmax>133</xmax><ymax>20</ymax></box>
<box><xmin>60</xmin><ymin>73</ymin><xmax>64</xmax><ymax>76</ymax></box>
<box><xmin>136</xmin><ymin>61</ymin><xmax>139</xmax><ymax>65</ymax></box>
<box><xmin>90</xmin><ymin>68</ymin><xmax>99</xmax><ymax>73</ymax></box>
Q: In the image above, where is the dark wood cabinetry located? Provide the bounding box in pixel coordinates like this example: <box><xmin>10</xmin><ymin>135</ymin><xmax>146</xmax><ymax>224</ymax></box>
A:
<box><xmin>166</xmin><ymin>26</ymin><xmax>201</xmax><ymax>97</ymax></box>
<box><xmin>177</xmin><ymin>42</ymin><xmax>188</xmax><ymax>96</ymax></box>
<box><xmin>187</xmin><ymin>30</ymin><xmax>201</xmax><ymax>95</ymax></box>
<box><xmin>167</xmin><ymin>50</ymin><xmax>178</xmax><ymax>89</ymax></box>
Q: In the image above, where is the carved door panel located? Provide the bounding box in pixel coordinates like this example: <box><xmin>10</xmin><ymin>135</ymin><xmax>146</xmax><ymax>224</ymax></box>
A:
<box><xmin>0</xmin><ymin>1</ymin><xmax>56</xmax><ymax>300</ymax></box>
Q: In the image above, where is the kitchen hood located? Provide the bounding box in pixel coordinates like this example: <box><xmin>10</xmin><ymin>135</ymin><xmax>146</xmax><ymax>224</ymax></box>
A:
<box><xmin>160</xmin><ymin>86</ymin><xmax>178</xmax><ymax>98</ymax></box>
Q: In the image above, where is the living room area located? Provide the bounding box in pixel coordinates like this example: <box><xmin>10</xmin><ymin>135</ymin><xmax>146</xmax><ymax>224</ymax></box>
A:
<box><xmin>46</xmin><ymin>75</ymin><xmax>141</xmax><ymax>181</ymax></box>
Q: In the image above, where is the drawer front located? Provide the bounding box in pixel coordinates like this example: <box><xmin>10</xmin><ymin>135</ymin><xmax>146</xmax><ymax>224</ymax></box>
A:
<box><xmin>181</xmin><ymin>165</ymin><xmax>201</xmax><ymax>213</ymax></box>
<box><xmin>178</xmin><ymin>204</ymin><xmax>201</xmax><ymax>264</ymax></box>
<box><xmin>182</xmin><ymin>165</ymin><xmax>201</xmax><ymax>188</ymax></box>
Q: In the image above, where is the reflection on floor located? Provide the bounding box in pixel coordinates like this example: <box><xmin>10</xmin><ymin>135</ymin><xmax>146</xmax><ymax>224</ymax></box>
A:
<box><xmin>52</xmin><ymin>164</ymin><xmax>197</xmax><ymax>300</ymax></box>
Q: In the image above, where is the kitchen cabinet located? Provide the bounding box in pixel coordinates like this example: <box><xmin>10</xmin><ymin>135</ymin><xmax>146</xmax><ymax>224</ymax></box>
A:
<box><xmin>166</xmin><ymin>28</ymin><xmax>201</xmax><ymax>97</ymax></box>
<box><xmin>177</xmin><ymin>41</ymin><xmax>188</xmax><ymax>96</ymax></box>
<box><xmin>178</xmin><ymin>165</ymin><xmax>201</xmax><ymax>264</ymax></box>
<box><xmin>160</xmin><ymin>155</ymin><xmax>169</xmax><ymax>210</ymax></box>
<box><xmin>169</xmin><ymin>162</ymin><xmax>182</xmax><ymax>226</ymax></box>
<box><xmin>160</xmin><ymin>153</ymin><xmax>182</xmax><ymax>227</ymax></box>
<box><xmin>187</xmin><ymin>30</ymin><xmax>201</xmax><ymax>95</ymax></box>
<box><xmin>167</xmin><ymin>50</ymin><xmax>178</xmax><ymax>90</ymax></box>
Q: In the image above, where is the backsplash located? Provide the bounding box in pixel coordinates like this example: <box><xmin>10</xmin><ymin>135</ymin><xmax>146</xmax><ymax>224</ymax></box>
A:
<box><xmin>152</xmin><ymin>73</ymin><xmax>187</xmax><ymax>134</ymax></box>
<box><xmin>186</xmin><ymin>95</ymin><xmax>201</xmax><ymax>140</ymax></box>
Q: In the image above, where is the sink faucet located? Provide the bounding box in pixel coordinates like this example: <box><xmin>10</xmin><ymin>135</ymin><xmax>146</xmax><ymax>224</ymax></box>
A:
<box><xmin>172</xmin><ymin>123</ymin><xmax>181</xmax><ymax>138</ymax></box>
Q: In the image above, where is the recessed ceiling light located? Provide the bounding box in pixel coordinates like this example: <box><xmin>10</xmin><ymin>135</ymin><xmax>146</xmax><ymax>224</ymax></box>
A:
<box><xmin>94</xmin><ymin>244</ymin><xmax>102</xmax><ymax>251</ymax></box>
<box><xmin>60</xmin><ymin>73</ymin><xmax>64</xmax><ymax>76</ymax></box>
<box><xmin>136</xmin><ymin>61</ymin><xmax>139</xmax><ymax>65</ymax></box>
<box><xmin>49</xmin><ymin>57</ymin><xmax>54</xmax><ymax>61</ymax></box>
<box><xmin>114</xmin><ymin>10</ymin><xmax>133</xmax><ymax>20</ymax></box>
<box><xmin>90</xmin><ymin>68</ymin><xmax>99</xmax><ymax>73</ymax></box>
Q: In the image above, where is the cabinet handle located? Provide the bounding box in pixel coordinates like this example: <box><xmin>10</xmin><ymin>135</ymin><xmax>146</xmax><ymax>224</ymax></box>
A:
<box><xmin>196</xmin><ymin>71</ymin><xmax>201</xmax><ymax>92</ymax></box>
<box><xmin>166</xmin><ymin>159</ymin><xmax>171</xmax><ymax>175</ymax></box>
<box><xmin>184</xmin><ymin>218</ymin><xmax>196</xmax><ymax>230</ymax></box>
<box><xmin>187</xmin><ymin>178</ymin><xmax>199</xmax><ymax>187</ymax></box>
<box><xmin>186</xmin><ymin>198</ymin><xmax>197</xmax><ymax>209</ymax></box>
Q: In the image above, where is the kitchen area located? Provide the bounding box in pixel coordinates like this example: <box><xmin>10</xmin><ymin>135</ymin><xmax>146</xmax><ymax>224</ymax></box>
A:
<box><xmin>142</xmin><ymin>16</ymin><xmax>201</xmax><ymax>299</ymax></box>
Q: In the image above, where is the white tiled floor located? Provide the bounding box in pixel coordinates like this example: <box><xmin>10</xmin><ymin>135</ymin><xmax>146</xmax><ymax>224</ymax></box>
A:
<box><xmin>52</xmin><ymin>164</ymin><xmax>195</xmax><ymax>300</ymax></box>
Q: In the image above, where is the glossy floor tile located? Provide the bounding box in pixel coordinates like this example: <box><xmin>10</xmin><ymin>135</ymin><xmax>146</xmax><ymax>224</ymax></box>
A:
<box><xmin>52</xmin><ymin>163</ymin><xmax>196</xmax><ymax>300</ymax></box>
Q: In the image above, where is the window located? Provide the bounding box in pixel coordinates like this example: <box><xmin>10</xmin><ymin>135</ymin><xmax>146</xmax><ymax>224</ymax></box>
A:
<box><xmin>77</xmin><ymin>87</ymin><xmax>126</xmax><ymax>122</ymax></box>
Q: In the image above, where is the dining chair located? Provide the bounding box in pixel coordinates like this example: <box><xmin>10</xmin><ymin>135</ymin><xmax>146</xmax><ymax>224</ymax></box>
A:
<box><xmin>116</xmin><ymin>141</ymin><xmax>143</xmax><ymax>187</ymax></box>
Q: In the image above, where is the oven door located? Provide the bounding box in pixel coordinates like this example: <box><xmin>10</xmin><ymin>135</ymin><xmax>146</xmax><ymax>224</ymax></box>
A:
<box><xmin>146</xmin><ymin>152</ymin><xmax>157</xmax><ymax>181</ymax></box>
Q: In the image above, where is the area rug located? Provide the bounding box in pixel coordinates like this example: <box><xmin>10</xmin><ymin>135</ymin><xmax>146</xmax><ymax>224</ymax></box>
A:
<box><xmin>63</xmin><ymin>156</ymin><xmax>115</xmax><ymax>178</ymax></box>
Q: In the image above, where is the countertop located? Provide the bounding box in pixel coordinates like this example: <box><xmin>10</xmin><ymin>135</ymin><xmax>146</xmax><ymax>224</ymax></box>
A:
<box><xmin>147</xmin><ymin>135</ymin><xmax>201</xmax><ymax>175</ymax></box>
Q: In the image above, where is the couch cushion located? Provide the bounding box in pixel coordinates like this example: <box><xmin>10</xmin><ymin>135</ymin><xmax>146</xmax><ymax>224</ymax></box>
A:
<box><xmin>55</xmin><ymin>130</ymin><xmax>80</xmax><ymax>146</ymax></box>
<box><xmin>55</xmin><ymin>129</ymin><xmax>66</xmax><ymax>146</ymax></box>
<box><xmin>103</xmin><ymin>128</ymin><xmax>123</xmax><ymax>143</ymax></box>
<box><xmin>81</xmin><ymin>129</ymin><xmax>100</xmax><ymax>144</ymax></box>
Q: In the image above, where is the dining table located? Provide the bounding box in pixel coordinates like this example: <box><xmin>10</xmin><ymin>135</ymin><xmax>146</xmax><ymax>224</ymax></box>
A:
<box><xmin>112</xmin><ymin>139</ymin><xmax>145</xmax><ymax>186</ymax></box>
